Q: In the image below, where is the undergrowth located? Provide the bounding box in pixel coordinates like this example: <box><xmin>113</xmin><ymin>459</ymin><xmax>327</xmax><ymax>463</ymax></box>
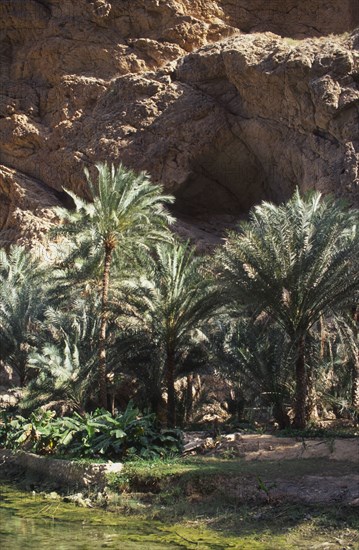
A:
<box><xmin>0</xmin><ymin>404</ymin><xmax>182</xmax><ymax>461</ymax></box>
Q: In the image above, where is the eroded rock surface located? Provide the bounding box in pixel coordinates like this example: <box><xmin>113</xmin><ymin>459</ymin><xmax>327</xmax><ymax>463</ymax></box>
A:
<box><xmin>0</xmin><ymin>1</ymin><xmax>358</xmax><ymax>244</ymax></box>
<box><xmin>0</xmin><ymin>165</ymin><xmax>60</xmax><ymax>246</ymax></box>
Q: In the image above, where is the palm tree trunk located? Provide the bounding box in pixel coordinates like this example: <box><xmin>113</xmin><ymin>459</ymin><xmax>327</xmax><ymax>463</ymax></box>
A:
<box><xmin>319</xmin><ymin>315</ymin><xmax>326</xmax><ymax>360</ymax></box>
<box><xmin>306</xmin><ymin>364</ymin><xmax>319</xmax><ymax>423</ymax></box>
<box><xmin>293</xmin><ymin>336</ymin><xmax>307</xmax><ymax>429</ymax></box>
<box><xmin>18</xmin><ymin>346</ymin><xmax>28</xmax><ymax>387</ymax></box>
<box><xmin>165</xmin><ymin>350</ymin><xmax>176</xmax><ymax>428</ymax></box>
<box><xmin>98</xmin><ymin>245</ymin><xmax>112</xmax><ymax>409</ymax></box>
<box><xmin>185</xmin><ymin>373</ymin><xmax>193</xmax><ymax>423</ymax></box>
<box><xmin>351</xmin><ymin>305</ymin><xmax>359</xmax><ymax>411</ymax></box>
<box><xmin>352</xmin><ymin>360</ymin><xmax>359</xmax><ymax>410</ymax></box>
<box><xmin>151</xmin><ymin>389</ymin><xmax>164</xmax><ymax>418</ymax></box>
<box><xmin>110</xmin><ymin>392</ymin><xmax>115</xmax><ymax>416</ymax></box>
<box><xmin>19</xmin><ymin>364</ymin><xmax>26</xmax><ymax>387</ymax></box>
<box><xmin>273</xmin><ymin>402</ymin><xmax>290</xmax><ymax>429</ymax></box>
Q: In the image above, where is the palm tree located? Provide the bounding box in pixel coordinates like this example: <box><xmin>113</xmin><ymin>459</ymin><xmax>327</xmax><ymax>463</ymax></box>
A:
<box><xmin>351</xmin><ymin>305</ymin><xmax>359</xmax><ymax>411</ymax></box>
<box><xmin>54</xmin><ymin>163</ymin><xmax>174</xmax><ymax>409</ymax></box>
<box><xmin>218</xmin><ymin>318</ymin><xmax>293</xmax><ymax>428</ymax></box>
<box><xmin>217</xmin><ymin>190</ymin><xmax>359</xmax><ymax>429</ymax></box>
<box><xmin>22</xmin><ymin>299</ymin><xmax>101</xmax><ymax>413</ymax></box>
<box><xmin>124</xmin><ymin>241</ymin><xmax>220</xmax><ymax>427</ymax></box>
<box><xmin>0</xmin><ymin>246</ymin><xmax>50</xmax><ymax>386</ymax></box>
<box><xmin>333</xmin><ymin>307</ymin><xmax>359</xmax><ymax>413</ymax></box>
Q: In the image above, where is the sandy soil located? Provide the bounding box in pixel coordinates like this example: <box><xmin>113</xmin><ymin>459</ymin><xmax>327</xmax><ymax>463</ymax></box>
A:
<box><xmin>183</xmin><ymin>432</ymin><xmax>359</xmax><ymax>505</ymax></box>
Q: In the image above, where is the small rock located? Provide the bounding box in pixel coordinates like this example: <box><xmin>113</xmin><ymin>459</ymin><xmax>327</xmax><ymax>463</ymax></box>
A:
<box><xmin>45</xmin><ymin>491</ymin><xmax>60</xmax><ymax>500</ymax></box>
<box><xmin>62</xmin><ymin>492</ymin><xmax>92</xmax><ymax>507</ymax></box>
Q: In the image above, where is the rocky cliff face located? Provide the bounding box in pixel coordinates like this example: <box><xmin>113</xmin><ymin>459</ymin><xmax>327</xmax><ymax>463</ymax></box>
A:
<box><xmin>0</xmin><ymin>0</ymin><xmax>358</xmax><ymax>245</ymax></box>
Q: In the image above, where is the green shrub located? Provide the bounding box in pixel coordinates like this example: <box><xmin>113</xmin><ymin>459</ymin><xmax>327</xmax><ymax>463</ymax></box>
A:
<box><xmin>0</xmin><ymin>402</ymin><xmax>182</xmax><ymax>460</ymax></box>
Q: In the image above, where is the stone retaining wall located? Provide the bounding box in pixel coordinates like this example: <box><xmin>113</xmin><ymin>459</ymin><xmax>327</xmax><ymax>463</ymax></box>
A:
<box><xmin>0</xmin><ymin>449</ymin><xmax>123</xmax><ymax>489</ymax></box>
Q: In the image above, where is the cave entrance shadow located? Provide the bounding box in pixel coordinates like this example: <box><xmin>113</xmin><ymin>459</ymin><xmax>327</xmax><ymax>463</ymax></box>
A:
<box><xmin>172</xmin><ymin>135</ymin><xmax>271</xmax><ymax>218</ymax></box>
<box><xmin>171</xmin><ymin>133</ymin><xmax>287</xmax><ymax>247</ymax></box>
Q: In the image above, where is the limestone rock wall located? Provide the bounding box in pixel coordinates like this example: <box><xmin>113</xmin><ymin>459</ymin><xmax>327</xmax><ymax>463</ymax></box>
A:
<box><xmin>0</xmin><ymin>1</ymin><xmax>358</xmax><ymax>244</ymax></box>
<box><xmin>221</xmin><ymin>0</ymin><xmax>359</xmax><ymax>38</ymax></box>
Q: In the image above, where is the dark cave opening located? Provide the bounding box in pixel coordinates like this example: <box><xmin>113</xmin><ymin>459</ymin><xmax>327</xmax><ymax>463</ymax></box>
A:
<box><xmin>173</xmin><ymin>135</ymin><xmax>274</xmax><ymax>218</ymax></box>
<box><xmin>170</xmin><ymin>136</ymin><xmax>285</xmax><ymax>248</ymax></box>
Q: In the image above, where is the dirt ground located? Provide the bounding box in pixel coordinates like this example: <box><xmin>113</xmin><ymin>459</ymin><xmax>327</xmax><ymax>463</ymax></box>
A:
<box><xmin>183</xmin><ymin>433</ymin><xmax>359</xmax><ymax>506</ymax></box>
<box><xmin>184</xmin><ymin>432</ymin><xmax>359</xmax><ymax>461</ymax></box>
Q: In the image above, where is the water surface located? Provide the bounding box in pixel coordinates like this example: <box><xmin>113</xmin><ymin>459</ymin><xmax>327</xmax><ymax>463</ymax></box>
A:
<box><xmin>2</xmin><ymin>484</ymin><xmax>348</xmax><ymax>549</ymax></box>
<box><xmin>0</xmin><ymin>485</ymin><xmax>189</xmax><ymax>549</ymax></box>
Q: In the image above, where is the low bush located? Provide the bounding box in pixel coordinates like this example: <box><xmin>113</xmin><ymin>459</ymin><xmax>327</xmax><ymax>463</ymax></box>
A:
<box><xmin>0</xmin><ymin>402</ymin><xmax>182</xmax><ymax>460</ymax></box>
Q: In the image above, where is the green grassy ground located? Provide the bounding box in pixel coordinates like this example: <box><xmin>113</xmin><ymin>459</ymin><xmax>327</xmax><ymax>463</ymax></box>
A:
<box><xmin>104</xmin><ymin>457</ymin><xmax>359</xmax><ymax>548</ymax></box>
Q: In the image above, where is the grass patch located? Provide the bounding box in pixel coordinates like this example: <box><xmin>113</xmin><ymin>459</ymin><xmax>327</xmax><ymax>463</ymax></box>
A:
<box><xmin>277</xmin><ymin>426</ymin><xmax>359</xmax><ymax>439</ymax></box>
<box><xmin>111</xmin><ymin>456</ymin><xmax>355</xmax><ymax>485</ymax></box>
<box><xmin>52</xmin><ymin>455</ymin><xmax>109</xmax><ymax>464</ymax></box>
<box><xmin>103</xmin><ymin>456</ymin><xmax>359</xmax><ymax>548</ymax></box>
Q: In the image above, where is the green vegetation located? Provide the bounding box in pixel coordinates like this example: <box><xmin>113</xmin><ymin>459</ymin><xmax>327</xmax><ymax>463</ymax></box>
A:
<box><xmin>53</xmin><ymin>163</ymin><xmax>174</xmax><ymax>409</ymax></box>
<box><xmin>107</xmin><ymin>455</ymin><xmax>355</xmax><ymax>489</ymax></box>
<box><xmin>0</xmin><ymin>163</ymin><xmax>359</xmax><ymax>451</ymax></box>
<box><xmin>103</xmin><ymin>457</ymin><xmax>359</xmax><ymax>548</ymax></box>
<box><xmin>0</xmin><ymin>404</ymin><xmax>181</xmax><ymax>460</ymax></box>
<box><xmin>2</xmin><ymin>482</ymin><xmax>357</xmax><ymax>550</ymax></box>
<box><xmin>123</xmin><ymin>240</ymin><xmax>220</xmax><ymax>426</ymax></box>
<box><xmin>217</xmin><ymin>190</ymin><xmax>359</xmax><ymax>429</ymax></box>
<box><xmin>0</xmin><ymin>246</ymin><xmax>52</xmax><ymax>386</ymax></box>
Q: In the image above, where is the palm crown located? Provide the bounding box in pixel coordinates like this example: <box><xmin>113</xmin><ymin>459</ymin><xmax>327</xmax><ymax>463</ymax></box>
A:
<box><xmin>0</xmin><ymin>246</ymin><xmax>50</xmax><ymax>385</ymax></box>
<box><xmin>54</xmin><ymin>162</ymin><xmax>175</xmax><ymax>408</ymax></box>
<box><xmin>125</xmin><ymin>240</ymin><xmax>220</xmax><ymax>426</ymax></box>
<box><xmin>218</xmin><ymin>189</ymin><xmax>359</xmax><ymax>428</ymax></box>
